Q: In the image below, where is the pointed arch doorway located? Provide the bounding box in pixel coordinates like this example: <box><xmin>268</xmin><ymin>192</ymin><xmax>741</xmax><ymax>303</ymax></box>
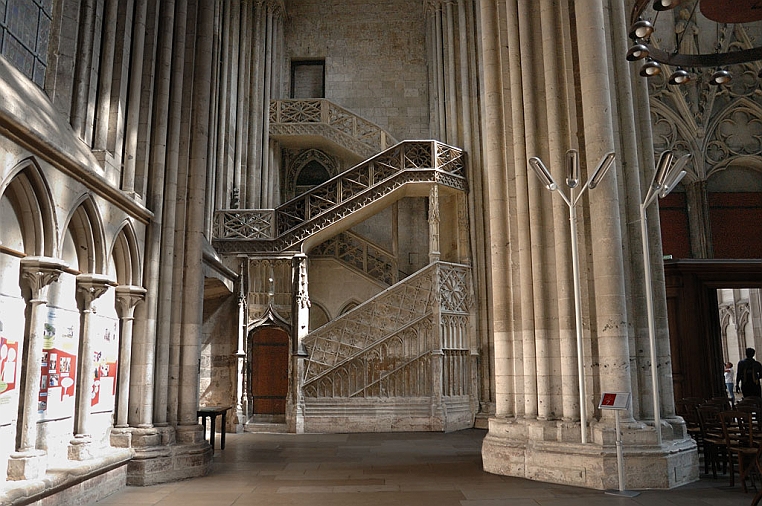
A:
<box><xmin>248</xmin><ymin>325</ymin><xmax>289</xmax><ymax>422</ymax></box>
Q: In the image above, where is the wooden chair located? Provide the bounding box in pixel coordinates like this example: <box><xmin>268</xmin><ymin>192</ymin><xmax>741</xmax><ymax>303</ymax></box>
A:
<box><xmin>738</xmin><ymin>396</ymin><xmax>762</xmax><ymax>408</ymax></box>
<box><xmin>697</xmin><ymin>404</ymin><xmax>728</xmax><ymax>478</ymax></box>
<box><xmin>720</xmin><ymin>409</ymin><xmax>762</xmax><ymax>491</ymax></box>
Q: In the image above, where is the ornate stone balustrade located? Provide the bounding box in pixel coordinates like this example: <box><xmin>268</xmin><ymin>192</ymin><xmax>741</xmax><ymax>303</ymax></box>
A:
<box><xmin>310</xmin><ymin>231</ymin><xmax>399</xmax><ymax>286</ymax></box>
<box><xmin>269</xmin><ymin>99</ymin><xmax>397</xmax><ymax>159</ymax></box>
<box><xmin>302</xmin><ymin>262</ymin><xmax>472</xmax><ymax>400</ymax></box>
<box><xmin>213</xmin><ymin>141</ymin><xmax>467</xmax><ymax>254</ymax></box>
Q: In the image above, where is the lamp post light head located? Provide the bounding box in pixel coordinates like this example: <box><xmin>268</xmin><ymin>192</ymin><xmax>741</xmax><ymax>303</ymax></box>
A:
<box><xmin>659</xmin><ymin>153</ymin><xmax>691</xmax><ymax>198</ymax></box>
<box><xmin>566</xmin><ymin>149</ymin><xmax>580</xmax><ymax>188</ymax></box>
<box><xmin>528</xmin><ymin>157</ymin><xmax>558</xmax><ymax>191</ymax></box>
<box><xmin>587</xmin><ymin>152</ymin><xmax>616</xmax><ymax>190</ymax></box>
<box><xmin>653</xmin><ymin>150</ymin><xmax>674</xmax><ymax>190</ymax></box>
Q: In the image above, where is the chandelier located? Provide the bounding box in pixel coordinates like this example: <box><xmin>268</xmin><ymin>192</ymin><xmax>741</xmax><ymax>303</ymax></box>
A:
<box><xmin>627</xmin><ymin>0</ymin><xmax>762</xmax><ymax>85</ymax></box>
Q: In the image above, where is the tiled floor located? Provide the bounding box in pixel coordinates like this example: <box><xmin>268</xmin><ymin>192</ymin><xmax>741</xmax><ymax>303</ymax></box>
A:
<box><xmin>97</xmin><ymin>429</ymin><xmax>757</xmax><ymax>505</ymax></box>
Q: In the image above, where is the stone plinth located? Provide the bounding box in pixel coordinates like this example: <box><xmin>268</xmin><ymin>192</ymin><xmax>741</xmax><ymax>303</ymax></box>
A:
<box><xmin>482</xmin><ymin>416</ymin><xmax>699</xmax><ymax>490</ymax></box>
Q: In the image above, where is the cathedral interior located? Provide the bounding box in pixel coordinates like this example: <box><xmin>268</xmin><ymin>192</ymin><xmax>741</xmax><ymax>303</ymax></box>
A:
<box><xmin>0</xmin><ymin>0</ymin><xmax>761</xmax><ymax>504</ymax></box>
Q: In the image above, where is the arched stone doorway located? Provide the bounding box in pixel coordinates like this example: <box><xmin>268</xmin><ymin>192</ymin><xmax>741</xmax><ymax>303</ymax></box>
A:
<box><xmin>248</xmin><ymin>326</ymin><xmax>289</xmax><ymax>422</ymax></box>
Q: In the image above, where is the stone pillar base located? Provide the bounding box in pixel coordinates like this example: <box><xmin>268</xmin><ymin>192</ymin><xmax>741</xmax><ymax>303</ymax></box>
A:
<box><xmin>482</xmin><ymin>416</ymin><xmax>698</xmax><ymax>490</ymax></box>
<box><xmin>7</xmin><ymin>449</ymin><xmax>47</xmax><ymax>481</ymax></box>
<box><xmin>68</xmin><ymin>435</ymin><xmax>95</xmax><ymax>461</ymax></box>
<box><xmin>110</xmin><ymin>428</ymin><xmax>133</xmax><ymax>448</ymax></box>
<box><xmin>127</xmin><ymin>440</ymin><xmax>211</xmax><ymax>486</ymax></box>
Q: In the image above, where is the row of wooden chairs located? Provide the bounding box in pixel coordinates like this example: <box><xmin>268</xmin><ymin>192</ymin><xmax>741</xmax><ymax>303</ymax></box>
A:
<box><xmin>677</xmin><ymin>396</ymin><xmax>762</xmax><ymax>492</ymax></box>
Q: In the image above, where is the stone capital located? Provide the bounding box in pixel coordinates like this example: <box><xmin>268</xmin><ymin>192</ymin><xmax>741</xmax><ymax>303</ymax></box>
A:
<box><xmin>76</xmin><ymin>273</ymin><xmax>115</xmax><ymax>310</ymax></box>
<box><xmin>19</xmin><ymin>256</ymin><xmax>68</xmax><ymax>302</ymax></box>
<box><xmin>115</xmin><ymin>284</ymin><xmax>147</xmax><ymax>319</ymax></box>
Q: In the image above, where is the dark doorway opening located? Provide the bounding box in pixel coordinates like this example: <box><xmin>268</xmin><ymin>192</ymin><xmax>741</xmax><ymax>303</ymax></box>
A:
<box><xmin>666</xmin><ymin>260</ymin><xmax>762</xmax><ymax>402</ymax></box>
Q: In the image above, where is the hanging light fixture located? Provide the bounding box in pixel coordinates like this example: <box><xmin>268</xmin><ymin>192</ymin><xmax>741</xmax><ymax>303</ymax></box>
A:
<box><xmin>626</xmin><ymin>44</ymin><xmax>650</xmax><ymax>62</ymax></box>
<box><xmin>652</xmin><ymin>0</ymin><xmax>685</xmax><ymax>11</ymax></box>
<box><xmin>709</xmin><ymin>69</ymin><xmax>732</xmax><ymax>85</ymax></box>
<box><xmin>629</xmin><ymin>19</ymin><xmax>654</xmax><ymax>40</ymax></box>
<box><xmin>640</xmin><ymin>58</ymin><xmax>662</xmax><ymax>77</ymax></box>
<box><xmin>667</xmin><ymin>67</ymin><xmax>692</xmax><ymax>85</ymax></box>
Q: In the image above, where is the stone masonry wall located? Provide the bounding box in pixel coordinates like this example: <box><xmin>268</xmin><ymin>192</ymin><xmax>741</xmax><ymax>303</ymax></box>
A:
<box><xmin>284</xmin><ymin>0</ymin><xmax>430</xmax><ymax>140</ymax></box>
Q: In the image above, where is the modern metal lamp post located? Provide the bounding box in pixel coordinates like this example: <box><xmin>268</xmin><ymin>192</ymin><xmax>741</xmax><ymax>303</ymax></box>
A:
<box><xmin>528</xmin><ymin>149</ymin><xmax>616</xmax><ymax>444</ymax></box>
<box><xmin>639</xmin><ymin>150</ymin><xmax>690</xmax><ymax>446</ymax></box>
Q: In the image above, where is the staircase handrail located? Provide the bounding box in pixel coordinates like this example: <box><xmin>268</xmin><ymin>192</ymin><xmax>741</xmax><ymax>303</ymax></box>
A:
<box><xmin>270</xmin><ymin>98</ymin><xmax>398</xmax><ymax>154</ymax></box>
<box><xmin>309</xmin><ymin>230</ymin><xmax>399</xmax><ymax>286</ymax></box>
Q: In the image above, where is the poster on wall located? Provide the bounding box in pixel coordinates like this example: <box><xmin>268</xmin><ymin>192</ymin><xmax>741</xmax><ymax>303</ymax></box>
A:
<box><xmin>39</xmin><ymin>308</ymin><xmax>79</xmax><ymax>420</ymax></box>
<box><xmin>91</xmin><ymin>315</ymin><xmax>118</xmax><ymax>413</ymax></box>
<box><xmin>0</xmin><ymin>296</ymin><xmax>25</xmax><ymax>426</ymax></box>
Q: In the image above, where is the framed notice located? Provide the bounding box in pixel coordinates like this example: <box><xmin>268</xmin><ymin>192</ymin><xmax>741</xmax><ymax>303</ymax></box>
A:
<box><xmin>598</xmin><ymin>392</ymin><xmax>631</xmax><ymax>410</ymax></box>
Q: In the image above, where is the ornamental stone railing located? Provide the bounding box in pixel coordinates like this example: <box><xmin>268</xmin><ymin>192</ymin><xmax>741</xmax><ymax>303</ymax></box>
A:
<box><xmin>269</xmin><ymin>99</ymin><xmax>397</xmax><ymax>159</ymax></box>
<box><xmin>309</xmin><ymin>231</ymin><xmax>399</xmax><ymax>286</ymax></box>
<box><xmin>213</xmin><ymin>140</ymin><xmax>466</xmax><ymax>254</ymax></box>
<box><xmin>302</xmin><ymin>261</ymin><xmax>473</xmax><ymax>400</ymax></box>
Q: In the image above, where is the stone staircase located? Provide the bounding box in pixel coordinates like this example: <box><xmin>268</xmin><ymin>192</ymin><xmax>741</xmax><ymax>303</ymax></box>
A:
<box><xmin>299</xmin><ymin>261</ymin><xmax>476</xmax><ymax>433</ymax></box>
<box><xmin>212</xmin><ymin>140</ymin><xmax>466</xmax><ymax>254</ymax></box>
<box><xmin>269</xmin><ymin>99</ymin><xmax>398</xmax><ymax>160</ymax></box>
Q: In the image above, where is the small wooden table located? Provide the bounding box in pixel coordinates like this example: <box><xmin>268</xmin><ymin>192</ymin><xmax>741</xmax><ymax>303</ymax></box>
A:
<box><xmin>197</xmin><ymin>405</ymin><xmax>231</xmax><ymax>452</ymax></box>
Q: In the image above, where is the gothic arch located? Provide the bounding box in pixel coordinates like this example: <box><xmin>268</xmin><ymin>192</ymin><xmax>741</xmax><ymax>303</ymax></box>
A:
<box><xmin>110</xmin><ymin>220</ymin><xmax>142</xmax><ymax>286</ymax></box>
<box><xmin>650</xmin><ymin>102</ymin><xmax>703</xmax><ymax>183</ymax></box>
<box><xmin>284</xmin><ymin>149</ymin><xmax>339</xmax><ymax>201</ymax></box>
<box><xmin>62</xmin><ymin>195</ymin><xmax>106</xmax><ymax>274</ymax></box>
<box><xmin>704</xmin><ymin>97</ymin><xmax>762</xmax><ymax>173</ymax></box>
<box><xmin>0</xmin><ymin>157</ymin><xmax>57</xmax><ymax>256</ymax></box>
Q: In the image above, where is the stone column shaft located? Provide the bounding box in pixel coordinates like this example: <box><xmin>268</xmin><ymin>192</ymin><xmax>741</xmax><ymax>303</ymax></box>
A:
<box><xmin>122</xmin><ymin>0</ymin><xmax>148</xmax><ymax>194</ymax></box>
<box><xmin>154</xmin><ymin>0</ymin><xmax>188</xmax><ymax>428</ymax></box>
<box><xmin>177</xmin><ymin>0</ymin><xmax>214</xmax><ymax>428</ymax></box>
<box><xmin>71</xmin><ymin>274</ymin><xmax>113</xmax><ymax>460</ymax></box>
<box><xmin>130</xmin><ymin>0</ymin><xmax>176</xmax><ymax>428</ymax></box>
<box><xmin>478</xmin><ymin>0</ymin><xmax>512</xmax><ymax>417</ymax></box>
<box><xmin>574</xmin><ymin>1</ymin><xmax>632</xmax><ymax>408</ymax></box>
<box><xmin>71</xmin><ymin>0</ymin><xmax>97</xmax><ymax>139</ymax></box>
<box><xmin>8</xmin><ymin>258</ymin><xmax>66</xmax><ymax>481</ymax></box>
<box><xmin>115</xmin><ymin>286</ymin><xmax>146</xmax><ymax>427</ymax></box>
<box><xmin>93</xmin><ymin>0</ymin><xmax>119</xmax><ymax>151</ymax></box>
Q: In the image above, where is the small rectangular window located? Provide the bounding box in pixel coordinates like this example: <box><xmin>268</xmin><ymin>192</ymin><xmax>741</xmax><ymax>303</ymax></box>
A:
<box><xmin>291</xmin><ymin>60</ymin><xmax>325</xmax><ymax>98</ymax></box>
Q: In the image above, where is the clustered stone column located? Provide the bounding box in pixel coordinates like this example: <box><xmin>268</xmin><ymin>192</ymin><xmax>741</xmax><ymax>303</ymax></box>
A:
<box><xmin>7</xmin><ymin>257</ymin><xmax>66</xmax><ymax>481</ymax></box>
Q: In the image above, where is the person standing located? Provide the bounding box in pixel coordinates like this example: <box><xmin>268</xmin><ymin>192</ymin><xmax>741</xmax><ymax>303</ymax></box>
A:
<box><xmin>724</xmin><ymin>362</ymin><xmax>735</xmax><ymax>402</ymax></box>
<box><xmin>736</xmin><ymin>348</ymin><xmax>762</xmax><ymax>398</ymax></box>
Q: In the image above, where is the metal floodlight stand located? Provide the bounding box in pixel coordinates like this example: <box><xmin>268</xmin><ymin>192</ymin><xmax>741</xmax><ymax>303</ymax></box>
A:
<box><xmin>528</xmin><ymin>150</ymin><xmax>616</xmax><ymax>445</ymax></box>
<box><xmin>639</xmin><ymin>151</ymin><xmax>690</xmax><ymax>447</ymax></box>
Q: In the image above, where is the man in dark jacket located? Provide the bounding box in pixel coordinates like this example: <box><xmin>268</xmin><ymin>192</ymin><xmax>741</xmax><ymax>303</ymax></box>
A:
<box><xmin>736</xmin><ymin>347</ymin><xmax>762</xmax><ymax>398</ymax></box>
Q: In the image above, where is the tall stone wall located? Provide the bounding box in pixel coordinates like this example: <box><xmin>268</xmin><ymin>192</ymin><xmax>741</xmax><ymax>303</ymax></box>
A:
<box><xmin>283</xmin><ymin>0</ymin><xmax>430</xmax><ymax>140</ymax></box>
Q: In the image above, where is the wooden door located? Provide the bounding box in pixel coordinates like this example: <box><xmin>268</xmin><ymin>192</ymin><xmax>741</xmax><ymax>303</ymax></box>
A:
<box><xmin>250</xmin><ymin>327</ymin><xmax>289</xmax><ymax>415</ymax></box>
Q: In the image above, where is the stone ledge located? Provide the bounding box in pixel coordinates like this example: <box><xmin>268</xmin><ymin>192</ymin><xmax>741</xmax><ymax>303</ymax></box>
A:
<box><xmin>0</xmin><ymin>448</ymin><xmax>132</xmax><ymax>506</ymax></box>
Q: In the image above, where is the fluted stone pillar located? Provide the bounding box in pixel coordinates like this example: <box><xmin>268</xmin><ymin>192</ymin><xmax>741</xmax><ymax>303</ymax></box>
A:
<box><xmin>480</xmin><ymin>0</ymin><xmax>697</xmax><ymax>490</ymax></box>
<box><xmin>7</xmin><ymin>257</ymin><xmax>66</xmax><ymax>481</ymax></box>
<box><xmin>70</xmin><ymin>274</ymin><xmax>114</xmax><ymax>461</ymax></box>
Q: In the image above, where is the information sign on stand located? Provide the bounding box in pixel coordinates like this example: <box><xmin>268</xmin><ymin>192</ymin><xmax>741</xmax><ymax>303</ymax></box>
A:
<box><xmin>599</xmin><ymin>392</ymin><xmax>640</xmax><ymax>498</ymax></box>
